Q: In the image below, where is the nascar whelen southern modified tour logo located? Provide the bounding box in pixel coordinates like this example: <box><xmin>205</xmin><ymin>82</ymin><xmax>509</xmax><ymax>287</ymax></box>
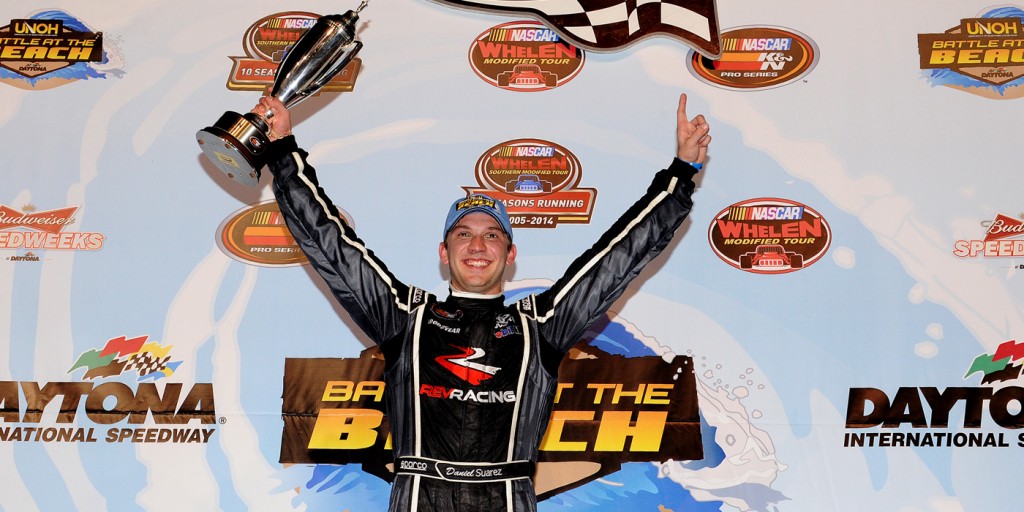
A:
<box><xmin>462</xmin><ymin>139</ymin><xmax>596</xmax><ymax>228</ymax></box>
<box><xmin>0</xmin><ymin>10</ymin><xmax>123</xmax><ymax>90</ymax></box>
<box><xmin>0</xmin><ymin>204</ymin><xmax>105</xmax><ymax>257</ymax></box>
<box><xmin>918</xmin><ymin>7</ymin><xmax>1024</xmax><ymax>99</ymax></box>
<box><xmin>217</xmin><ymin>200</ymin><xmax>356</xmax><ymax>266</ymax></box>
<box><xmin>469</xmin><ymin>21</ymin><xmax>584</xmax><ymax>91</ymax></box>
<box><xmin>687</xmin><ymin>26</ymin><xmax>818</xmax><ymax>89</ymax></box>
<box><xmin>709</xmin><ymin>198</ymin><xmax>831</xmax><ymax>274</ymax></box>
<box><xmin>226</xmin><ymin>11</ymin><xmax>361</xmax><ymax>92</ymax></box>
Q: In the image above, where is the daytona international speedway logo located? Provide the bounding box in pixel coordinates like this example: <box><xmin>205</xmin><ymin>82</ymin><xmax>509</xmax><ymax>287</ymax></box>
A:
<box><xmin>69</xmin><ymin>335</ymin><xmax>182</xmax><ymax>381</ymax></box>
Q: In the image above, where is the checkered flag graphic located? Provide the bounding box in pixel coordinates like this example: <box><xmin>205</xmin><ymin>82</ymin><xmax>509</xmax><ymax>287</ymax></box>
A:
<box><xmin>434</xmin><ymin>0</ymin><xmax>720</xmax><ymax>56</ymax></box>
<box><xmin>123</xmin><ymin>352</ymin><xmax>171</xmax><ymax>378</ymax></box>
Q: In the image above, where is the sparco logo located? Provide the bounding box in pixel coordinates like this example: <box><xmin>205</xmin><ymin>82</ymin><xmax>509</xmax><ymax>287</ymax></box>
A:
<box><xmin>918</xmin><ymin>7</ymin><xmax>1024</xmax><ymax>99</ymax></box>
<box><xmin>469</xmin><ymin>21</ymin><xmax>584</xmax><ymax>91</ymax></box>
<box><xmin>708</xmin><ymin>198</ymin><xmax>830</xmax><ymax>274</ymax></box>
<box><xmin>226</xmin><ymin>12</ymin><xmax>361</xmax><ymax>92</ymax></box>
<box><xmin>464</xmin><ymin>139</ymin><xmax>596</xmax><ymax>228</ymax></box>
<box><xmin>400</xmin><ymin>460</ymin><xmax>428</xmax><ymax>471</ymax></box>
<box><xmin>688</xmin><ymin>26</ymin><xmax>818</xmax><ymax>90</ymax></box>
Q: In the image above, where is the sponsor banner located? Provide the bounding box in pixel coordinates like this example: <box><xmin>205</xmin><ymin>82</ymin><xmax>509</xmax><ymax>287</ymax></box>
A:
<box><xmin>0</xmin><ymin>204</ymin><xmax>105</xmax><ymax>253</ymax></box>
<box><xmin>845</xmin><ymin>339</ymin><xmax>1024</xmax><ymax>449</ymax></box>
<box><xmin>918</xmin><ymin>7</ymin><xmax>1024</xmax><ymax>99</ymax></box>
<box><xmin>226</xmin><ymin>12</ymin><xmax>361</xmax><ymax>92</ymax></box>
<box><xmin>1</xmin><ymin>336</ymin><xmax>217</xmax><ymax>446</ymax></box>
<box><xmin>953</xmin><ymin>212</ymin><xmax>1024</xmax><ymax>258</ymax></box>
<box><xmin>280</xmin><ymin>345</ymin><xmax>701</xmax><ymax>498</ymax></box>
<box><xmin>0</xmin><ymin>10</ymin><xmax>123</xmax><ymax>90</ymax></box>
<box><xmin>218</xmin><ymin>200</ymin><xmax>312</xmax><ymax>266</ymax></box>
<box><xmin>708</xmin><ymin>198</ymin><xmax>830</xmax><ymax>273</ymax></box>
<box><xmin>463</xmin><ymin>139</ymin><xmax>596</xmax><ymax>228</ymax></box>
<box><xmin>469</xmin><ymin>21</ymin><xmax>584</xmax><ymax>91</ymax></box>
<box><xmin>688</xmin><ymin>26</ymin><xmax>817</xmax><ymax>90</ymax></box>
<box><xmin>434</xmin><ymin>0</ymin><xmax>722</xmax><ymax>57</ymax></box>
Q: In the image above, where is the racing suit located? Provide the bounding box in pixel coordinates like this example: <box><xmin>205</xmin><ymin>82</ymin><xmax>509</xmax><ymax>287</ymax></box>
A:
<box><xmin>265</xmin><ymin>136</ymin><xmax>698</xmax><ymax>512</ymax></box>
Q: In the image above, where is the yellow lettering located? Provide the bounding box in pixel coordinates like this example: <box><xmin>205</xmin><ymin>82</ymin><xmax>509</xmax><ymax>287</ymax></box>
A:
<box><xmin>308</xmin><ymin>409</ymin><xmax>382</xmax><ymax>449</ymax></box>
<box><xmin>539</xmin><ymin>410</ymin><xmax>593</xmax><ymax>451</ymax></box>
<box><xmin>593</xmin><ymin>411</ymin><xmax>667</xmax><ymax>452</ymax></box>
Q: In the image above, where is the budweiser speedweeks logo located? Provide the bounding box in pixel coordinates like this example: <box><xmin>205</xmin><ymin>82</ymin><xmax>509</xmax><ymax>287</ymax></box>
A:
<box><xmin>0</xmin><ymin>204</ymin><xmax>104</xmax><ymax>252</ymax></box>
<box><xmin>954</xmin><ymin>212</ymin><xmax>1024</xmax><ymax>258</ymax></box>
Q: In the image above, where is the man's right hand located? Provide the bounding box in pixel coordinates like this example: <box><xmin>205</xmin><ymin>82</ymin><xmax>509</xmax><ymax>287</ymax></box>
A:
<box><xmin>252</xmin><ymin>96</ymin><xmax>293</xmax><ymax>141</ymax></box>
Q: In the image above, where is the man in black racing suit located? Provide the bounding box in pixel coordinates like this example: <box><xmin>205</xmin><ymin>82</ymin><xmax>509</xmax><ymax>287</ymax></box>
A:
<box><xmin>255</xmin><ymin>93</ymin><xmax>711</xmax><ymax>512</ymax></box>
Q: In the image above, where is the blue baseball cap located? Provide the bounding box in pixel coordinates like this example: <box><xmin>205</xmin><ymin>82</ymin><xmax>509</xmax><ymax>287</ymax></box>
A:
<box><xmin>442</xmin><ymin>194</ymin><xmax>514</xmax><ymax>242</ymax></box>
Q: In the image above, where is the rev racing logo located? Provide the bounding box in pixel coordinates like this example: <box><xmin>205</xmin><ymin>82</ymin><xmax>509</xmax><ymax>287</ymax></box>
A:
<box><xmin>435</xmin><ymin>346</ymin><xmax>501</xmax><ymax>385</ymax></box>
<box><xmin>0</xmin><ymin>335</ymin><xmax>217</xmax><ymax>445</ymax></box>
<box><xmin>845</xmin><ymin>339</ymin><xmax>1024</xmax><ymax>449</ymax></box>
<box><xmin>226</xmin><ymin>12</ymin><xmax>360</xmax><ymax>92</ymax></box>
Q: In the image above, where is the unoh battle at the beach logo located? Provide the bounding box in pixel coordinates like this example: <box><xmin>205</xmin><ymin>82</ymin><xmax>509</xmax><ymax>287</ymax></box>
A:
<box><xmin>463</xmin><ymin>139</ymin><xmax>596</xmax><ymax>228</ymax></box>
<box><xmin>0</xmin><ymin>10</ymin><xmax>123</xmax><ymax>90</ymax></box>
<box><xmin>688</xmin><ymin>26</ymin><xmax>817</xmax><ymax>90</ymax></box>
<box><xmin>226</xmin><ymin>12</ymin><xmax>360</xmax><ymax>92</ymax></box>
<box><xmin>918</xmin><ymin>7</ymin><xmax>1024</xmax><ymax>99</ymax></box>
<box><xmin>469</xmin><ymin>21</ymin><xmax>584</xmax><ymax>91</ymax></box>
<box><xmin>709</xmin><ymin>198</ymin><xmax>830</xmax><ymax>274</ymax></box>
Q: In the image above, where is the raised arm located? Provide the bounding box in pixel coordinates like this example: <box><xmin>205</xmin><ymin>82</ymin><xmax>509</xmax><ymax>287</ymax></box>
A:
<box><xmin>258</xmin><ymin>99</ymin><xmax>423</xmax><ymax>345</ymax></box>
<box><xmin>527</xmin><ymin>93</ymin><xmax>711</xmax><ymax>352</ymax></box>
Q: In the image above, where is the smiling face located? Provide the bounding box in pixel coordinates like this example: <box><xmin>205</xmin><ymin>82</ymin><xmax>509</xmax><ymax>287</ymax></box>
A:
<box><xmin>439</xmin><ymin>212</ymin><xmax>516</xmax><ymax>295</ymax></box>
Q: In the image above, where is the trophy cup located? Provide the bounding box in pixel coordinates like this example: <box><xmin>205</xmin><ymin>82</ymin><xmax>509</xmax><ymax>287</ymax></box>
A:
<box><xmin>197</xmin><ymin>1</ymin><xmax>369</xmax><ymax>186</ymax></box>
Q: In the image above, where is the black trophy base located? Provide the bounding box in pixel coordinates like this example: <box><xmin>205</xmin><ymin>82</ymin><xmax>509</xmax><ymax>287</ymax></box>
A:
<box><xmin>196</xmin><ymin>111</ymin><xmax>272</xmax><ymax>187</ymax></box>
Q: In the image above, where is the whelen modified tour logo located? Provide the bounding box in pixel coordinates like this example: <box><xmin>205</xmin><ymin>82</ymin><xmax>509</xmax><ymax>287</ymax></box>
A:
<box><xmin>0</xmin><ymin>204</ymin><xmax>104</xmax><ymax>255</ymax></box>
<box><xmin>0</xmin><ymin>10</ymin><xmax>123</xmax><ymax>90</ymax></box>
<box><xmin>708</xmin><ymin>198</ymin><xmax>830</xmax><ymax>274</ymax></box>
<box><xmin>845</xmin><ymin>339</ymin><xmax>1024</xmax><ymax>449</ymax></box>
<box><xmin>462</xmin><ymin>139</ymin><xmax>596</xmax><ymax>228</ymax></box>
<box><xmin>918</xmin><ymin>7</ymin><xmax>1024</xmax><ymax>99</ymax></box>
<box><xmin>225</xmin><ymin>12</ymin><xmax>360</xmax><ymax>92</ymax></box>
<box><xmin>688</xmin><ymin>26</ymin><xmax>818</xmax><ymax>89</ymax></box>
<box><xmin>1</xmin><ymin>335</ymin><xmax>216</xmax><ymax>445</ymax></box>
<box><xmin>469</xmin><ymin>21</ymin><xmax>584</xmax><ymax>91</ymax></box>
<box><xmin>954</xmin><ymin>212</ymin><xmax>1024</xmax><ymax>260</ymax></box>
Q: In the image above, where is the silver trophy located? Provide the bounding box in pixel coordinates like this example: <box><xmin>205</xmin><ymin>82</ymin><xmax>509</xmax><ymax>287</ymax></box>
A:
<box><xmin>197</xmin><ymin>1</ymin><xmax>369</xmax><ymax>186</ymax></box>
